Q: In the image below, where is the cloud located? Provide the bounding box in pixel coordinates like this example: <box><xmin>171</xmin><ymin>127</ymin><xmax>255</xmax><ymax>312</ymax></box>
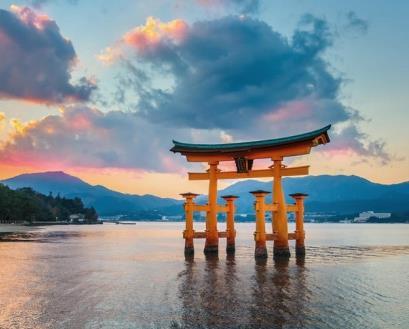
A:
<box><xmin>98</xmin><ymin>16</ymin><xmax>188</xmax><ymax>63</ymax></box>
<box><xmin>0</xmin><ymin>104</ymin><xmax>241</xmax><ymax>172</ymax></box>
<box><xmin>25</xmin><ymin>0</ymin><xmax>78</xmax><ymax>8</ymax></box>
<box><xmin>328</xmin><ymin>124</ymin><xmax>391</xmax><ymax>165</ymax></box>
<box><xmin>0</xmin><ymin>106</ymin><xmax>188</xmax><ymax>171</ymax></box>
<box><xmin>102</xmin><ymin>14</ymin><xmax>390</xmax><ymax>163</ymax></box>
<box><xmin>197</xmin><ymin>0</ymin><xmax>260</xmax><ymax>14</ymax></box>
<box><xmin>0</xmin><ymin>6</ymin><xmax>95</xmax><ymax>104</ymax></box>
<box><xmin>2</xmin><ymin>103</ymin><xmax>273</xmax><ymax>172</ymax></box>
<box><xmin>112</xmin><ymin>15</ymin><xmax>340</xmax><ymax>130</ymax></box>
<box><xmin>345</xmin><ymin>11</ymin><xmax>368</xmax><ymax>34</ymax></box>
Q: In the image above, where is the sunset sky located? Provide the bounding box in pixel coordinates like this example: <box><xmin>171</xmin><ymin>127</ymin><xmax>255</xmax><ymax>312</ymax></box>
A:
<box><xmin>0</xmin><ymin>0</ymin><xmax>408</xmax><ymax>198</ymax></box>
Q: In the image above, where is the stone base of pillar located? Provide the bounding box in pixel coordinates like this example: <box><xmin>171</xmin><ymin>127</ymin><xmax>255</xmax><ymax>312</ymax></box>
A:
<box><xmin>204</xmin><ymin>244</ymin><xmax>218</xmax><ymax>254</ymax></box>
<box><xmin>204</xmin><ymin>234</ymin><xmax>218</xmax><ymax>254</ymax></box>
<box><xmin>295</xmin><ymin>245</ymin><xmax>306</xmax><ymax>257</ymax></box>
<box><xmin>255</xmin><ymin>246</ymin><xmax>268</xmax><ymax>258</ymax></box>
<box><xmin>184</xmin><ymin>246</ymin><xmax>194</xmax><ymax>256</ymax></box>
<box><xmin>226</xmin><ymin>243</ymin><xmax>235</xmax><ymax>253</ymax></box>
<box><xmin>273</xmin><ymin>246</ymin><xmax>291</xmax><ymax>259</ymax></box>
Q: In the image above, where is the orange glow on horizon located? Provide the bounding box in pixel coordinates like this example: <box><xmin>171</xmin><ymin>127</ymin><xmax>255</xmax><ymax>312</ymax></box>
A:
<box><xmin>0</xmin><ymin>159</ymin><xmax>408</xmax><ymax>199</ymax></box>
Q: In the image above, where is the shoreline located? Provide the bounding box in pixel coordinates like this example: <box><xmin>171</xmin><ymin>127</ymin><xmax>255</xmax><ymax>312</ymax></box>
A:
<box><xmin>102</xmin><ymin>219</ymin><xmax>409</xmax><ymax>224</ymax></box>
<box><xmin>0</xmin><ymin>224</ymin><xmax>39</xmax><ymax>241</ymax></box>
<box><xmin>0</xmin><ymin>224</ymin><xmax>37</xmax><ymax>234</ymax></box>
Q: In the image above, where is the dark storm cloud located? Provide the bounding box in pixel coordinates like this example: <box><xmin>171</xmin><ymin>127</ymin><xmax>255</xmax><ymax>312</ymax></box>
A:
<box><xmin>0</xmin><ymin>6</ymin><xmax>95</xmax><ymax>104</ymax></box>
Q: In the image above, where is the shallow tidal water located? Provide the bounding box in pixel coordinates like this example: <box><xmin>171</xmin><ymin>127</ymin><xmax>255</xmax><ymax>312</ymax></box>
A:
<box><xmin>0</xmin><ymin>222</ymin><xmax>408</xmax><ymax>329</ymax></box>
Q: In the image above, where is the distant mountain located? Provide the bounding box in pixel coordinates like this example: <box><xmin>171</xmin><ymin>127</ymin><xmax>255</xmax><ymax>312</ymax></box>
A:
<box><xmin>193</xmin><ymin>175</ymin><xmax>409</xmax><ymax>214</ymax></box>
<box><xmin>2</xmin><ymin>172</ymin><xmax>409</xmax><ymax>217</ymax></box>
<box><xmin>210</xmin><ymin>175</ymin><xmax>409</xmax><ymax>214</ymax></box>
<box><xmin>1</xmin><ymin>171</ymin><xmax>182</xmax><ymax>216</ymax></box>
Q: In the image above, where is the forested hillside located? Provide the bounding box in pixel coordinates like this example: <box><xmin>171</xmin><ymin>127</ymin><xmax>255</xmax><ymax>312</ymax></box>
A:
<box><xmin>0</xmin><ymin>184</ymin><xmax>98</xmax><ymax>223</ymax></box>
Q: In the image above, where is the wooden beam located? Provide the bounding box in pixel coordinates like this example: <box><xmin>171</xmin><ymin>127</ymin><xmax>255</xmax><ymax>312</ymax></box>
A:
<box><xmin>192</xmin><ymin>231</ymin><xmax>228</xmax><ymax>239</ymax></box>
<box><xmin>188</xmin><ymin>165</ymin><xmax>309</xmax><ymax>180</ymax></box>
<box><xmin>192</xmin><ymin>204</ymin><xmax>230</xmax><ymax>212</ymax></box>
<box><xmin>281</xmin><ymin>166</ymin><xmax>310</xmax><ymax>177</ymax></box>
<box><xmin>218</xmin><ymin>231</ymin><xmax>227</xmax><ymax>238</ymax></box>
<box><xmin>217</xmin><ymin>205</ymin><xmax>229</xmax><ymax>213</ymax></box>
<box><xmin>193</xmin><ymin>231</ymin><xmax>206</xmax><ymax>239</ymax></box>
<box><xmin>266</xmin><ymin>233</ymin><xmax>277</xmax><ymax>241</ymax></box>
<box><xmin>286</xmin><ymin>204</ymin><xmax>298</xmax><ymax>212</ymax></box>
<box><xmin>185</xmin><ymin>142</ymin><xmax>312</xmax><ymax>162</ymax></box>
<box><xmin>265</xmin><ymin>203</ymin><xmax>278</xmax><ymax>212</ymax></box>
<box><xmin>265</xmin><ymin>232</ymin><xmax>297</xmax><ymax>241</ymax></box>
<box><xmin>193</xmin><ymin>204</ymin><xmax>209</xmax><ymax>212</ymax></box>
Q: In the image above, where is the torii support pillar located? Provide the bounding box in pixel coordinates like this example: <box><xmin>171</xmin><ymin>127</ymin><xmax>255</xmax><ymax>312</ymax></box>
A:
<box><xmin>222</xmin><ymin>195</ymin><xmax>238</xmax><ymax>253</ymax></box>
<box><xmin>204</xmin><ymin>162</ymin><xmax>219</xmax><ymax>254</ymax></box>
<box><xmin>290</xmin><ymin>193</ymin><xmax>308</xmax><ymax>257</ymax></box>
<box><xmin>251</xmin><ymin>190</ymin><xmax>269</xmax><ymax>259</ymax></box>
<box><xmin>181</xmin><ymin>192</ymin><xmax>198</xmax><ymax>256</ymax></box>
<box><xmin>272</xmin><ymin>159</ymin><xmax>291</xmax><ymax>259</ymax></box>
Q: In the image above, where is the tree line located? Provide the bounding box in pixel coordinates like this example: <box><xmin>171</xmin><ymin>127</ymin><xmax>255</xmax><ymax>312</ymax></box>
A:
<box><xmin>0</xmin><ymin>184</ymin><xmax>98</xmax><ymax>223</ymax></box>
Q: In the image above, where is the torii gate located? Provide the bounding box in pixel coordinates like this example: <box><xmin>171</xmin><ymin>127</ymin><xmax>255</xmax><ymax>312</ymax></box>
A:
<box><xmin>171</xmin><ymin>125</ymin><xmax>331</xmax><ymax>259</ymax></box>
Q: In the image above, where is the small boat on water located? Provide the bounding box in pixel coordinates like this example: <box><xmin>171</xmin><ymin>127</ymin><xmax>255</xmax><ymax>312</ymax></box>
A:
<box><xmin>118</xmin><ymin>222</ymin><xmax>136</xmax><ymax>225</ymax></box>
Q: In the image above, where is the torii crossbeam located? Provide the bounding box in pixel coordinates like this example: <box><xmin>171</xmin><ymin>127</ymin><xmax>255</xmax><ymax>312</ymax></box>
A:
<box><xmin>171</xmin><ymin>125</ymin><xmax>331</xmax><ymax>259</ymax></box>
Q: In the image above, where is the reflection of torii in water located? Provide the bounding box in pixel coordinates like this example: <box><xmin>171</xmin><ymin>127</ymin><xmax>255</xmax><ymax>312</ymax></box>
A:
<box><xmin>177</xmin><ymin>255</ymin><xmax>309</xmax><ymax>328</ymax></box>
<box><xmin>171</xmin><ymin>125</ymin><xmax>331</xmax><ymax>259</ymax></box>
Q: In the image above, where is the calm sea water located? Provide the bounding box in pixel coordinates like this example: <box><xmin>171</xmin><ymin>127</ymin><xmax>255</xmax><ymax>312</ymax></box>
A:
<box><xmin>0</xmin><ymin>223</ymin><xmax>408</xmax><ymax>329</ymax></box>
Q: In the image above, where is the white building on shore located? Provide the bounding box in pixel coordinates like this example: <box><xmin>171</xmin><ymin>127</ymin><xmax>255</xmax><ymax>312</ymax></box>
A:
<box><xmin>69</xmin><ymin>213</ymin><xmax>85</xmax><ymax>223</ymax></box>
<box><xmin>353</xmin><ymin>211</ymin><xmax>391</xmax><ymax>223</ymax></box>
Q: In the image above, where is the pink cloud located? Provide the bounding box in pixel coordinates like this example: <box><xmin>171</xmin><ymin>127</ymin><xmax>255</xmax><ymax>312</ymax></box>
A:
<box><xmin>10</xmin><ymin>5</ymin><xmax>51</xmax><ymax>30</ymax></box>
<box><xmin>0</xmin><ymin>105</ymin><xmax>189</xmax><ymax>172</ymax></box>
<box><xmin>98</xmin><ymin>16</ymin><xmax>188</xmax><ymax>63</ymax></box>
<box><xmin>123</xmin><ymin>17</ymin><xmax>187</xmax><ymax>49</ymax></box>
<box><xmin>263</xmin><ymin>100</ymin><xmax>314</xmax><ymax>123</ymax></box>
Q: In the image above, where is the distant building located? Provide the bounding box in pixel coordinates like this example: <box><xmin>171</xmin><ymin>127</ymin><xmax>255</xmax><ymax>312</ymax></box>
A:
<box><xmin>353</xmin><ymin>211</ymin><xmax>391</xmax><ymax>223</ymax></box>
<box><xmin>161</xmin><ymin>215</ymin><xmax>183</xmax><ymax>221</ymax></box>
<box><xmin>69</xmin><ymin>213</ymin><xmax>85</xmax><ymax>223</ymax></box>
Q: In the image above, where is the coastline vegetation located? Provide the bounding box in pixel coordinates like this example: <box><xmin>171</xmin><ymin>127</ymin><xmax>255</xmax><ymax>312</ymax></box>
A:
<box><xmin>0</xmin><ymin>184</ymin><xmax>98</xmax><ymax>223</ymax></box>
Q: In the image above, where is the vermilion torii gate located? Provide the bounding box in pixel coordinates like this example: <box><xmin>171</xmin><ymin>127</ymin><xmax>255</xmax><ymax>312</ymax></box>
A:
<box><xmin>171</xmin><ymin>125</ymin><xmax>331</xmax><ymax>259</ymax></box>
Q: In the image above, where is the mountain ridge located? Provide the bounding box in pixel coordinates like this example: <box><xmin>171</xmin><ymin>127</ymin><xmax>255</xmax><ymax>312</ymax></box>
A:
<box><xmin>1</xmin><ymin>171</ymin><xmax>409</xmax><ymax>216</ymax></box>
<box><xmin>1</xmin><ymin>171</ymin><xmax>181</xmax><ymax>216</ymax></box>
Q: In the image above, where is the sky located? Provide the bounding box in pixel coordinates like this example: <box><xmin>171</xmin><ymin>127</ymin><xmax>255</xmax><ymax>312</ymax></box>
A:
<box><xmin>0</xmin><ymin>0</ymin><xmax>408</xmax><ymax>198</ymax></box>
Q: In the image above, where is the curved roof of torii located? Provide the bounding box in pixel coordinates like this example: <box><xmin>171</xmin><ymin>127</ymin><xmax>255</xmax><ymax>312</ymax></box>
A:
<box><xmin>170</xmin><ymin>124</ymin><xmax>331</xmax><ymax>155</ymax></box>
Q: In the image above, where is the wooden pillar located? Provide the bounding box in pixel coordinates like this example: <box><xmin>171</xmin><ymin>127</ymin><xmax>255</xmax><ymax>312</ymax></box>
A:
<box><xmin>222</xmin><ymin>195</ymin><xmax>238</xmax><ymax>253</ymax></box>
<box><xmin>251</xmin><ymin>190</ymin><xmax>269</xmax><ymax>258</ymax></box>
<box><xmin>290</xmin><ymin>193</ymin><xmax>308</xmax><ymax>257</ymax></box>
<box><xmin>204</xmin><ymin>162</ymin><xmax>219</xmax><ymax>254</ymax></box>
<box><xmin>272</xmin><ymin>159</ymin><xmax>290</xmax><ymax>258</ymax></box>
<box><xmin>181</xmin><ymin>192</ymin><xmax>198</xmax><ymax>256</ymax></box>
<box><xmin>271</xmin><ymin>166</ymin><xmax>278</xmax><ymax>235</ymax></box>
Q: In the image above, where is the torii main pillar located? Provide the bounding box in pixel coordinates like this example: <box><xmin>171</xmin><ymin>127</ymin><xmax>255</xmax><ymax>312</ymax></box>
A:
<box><xmin>204</xmin><ymin>161</ymin><xmax>219</xmax><ymax>253</ymax></box>
<box><xmin>272</xmin><ymin>158</ymin><xmax>290</xmax><ymax>258</ymax></box>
